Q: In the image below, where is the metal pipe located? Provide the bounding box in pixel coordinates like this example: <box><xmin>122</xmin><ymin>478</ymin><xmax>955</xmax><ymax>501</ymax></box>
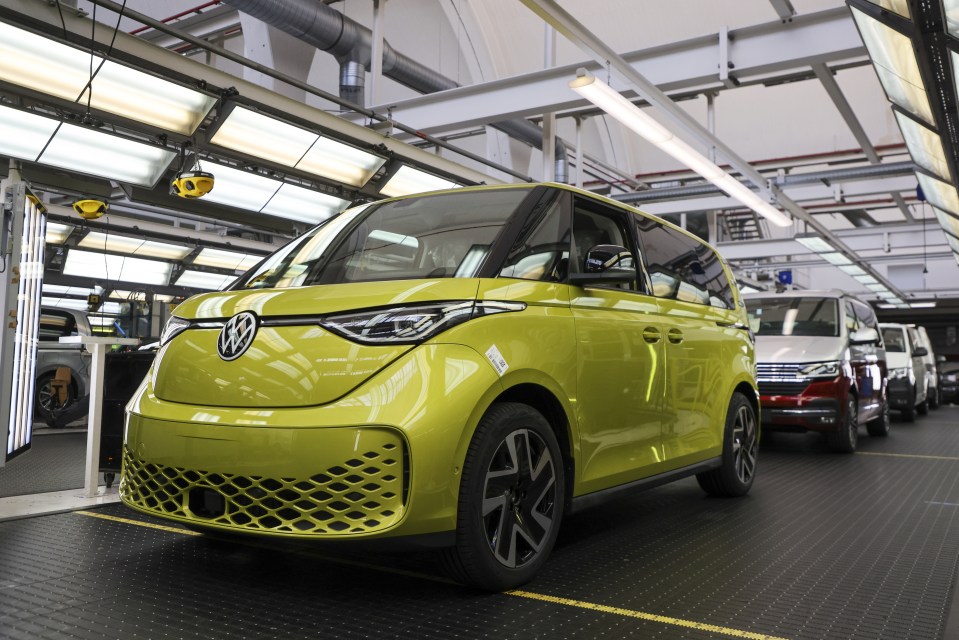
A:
<box><xmin>339</xmin><ymin>59</ymin><xmax>365</xmax><ymax>105</ymax></box>
<box><xmin>222</xmin><ymin>0</ymin><xmax>565</xmax><ymax>180</ymax></box>
<box><xmin>84</xmin><ymin>0</ymin><xmax>533</xmax><ymax>182</ymax></box>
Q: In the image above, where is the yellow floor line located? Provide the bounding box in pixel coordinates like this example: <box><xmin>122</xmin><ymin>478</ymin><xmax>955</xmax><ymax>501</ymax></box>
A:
<box><xmin>858</xmin><ymin>451</ymin><xmax>959</xmax><ymax>462</ymax></box>
<box><xmin>76</xmin><ymin>510</ymin><xmax>203</xmax><ymax>535</ymax></box>
<box><xmin>75</xmin><ymin>510</ymin><xmax>788</xmax><ymax>640</ymax></box>
<box><xmin>507</xmin><ymin>590</ymin><xmax>788</xmax><ymax>640</ymax></box>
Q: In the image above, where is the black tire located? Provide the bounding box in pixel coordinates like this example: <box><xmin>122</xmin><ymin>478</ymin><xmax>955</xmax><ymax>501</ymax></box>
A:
<box><xmin>828</xmin><ymin>395</ymin><xmax>858</xmax><ymax>453</ymax></box>
<box><xmin>917</xmin><ymin>397</ymin><xmax>929</xmax><ymax>416</ymax></box>
<box><xmin>902</xmin><ymin>389</ymin><xmax>916</xmax><ymax>423</ymax></box>
<box><xmin>440</xmin><ymin>403</ymin><xmax>564</xmax><ymax>591</ymax></box>
<box><xmin>696</xmin><ymin>392</ymin><xmax>758</xmax><ymax>497</ymax></box>
<box><xmin>34</xmin><ymin>372</ymin><xmax>77</xmax><ymax>422</ymax></box>
<box><xmin>866</xmin><ymin>393</ymin><xmax>890</xmax><ymax>437</ymax></box>
<box><xmin>928</xmin><ymin>386</ymin><xmax>939</xmax><ymax>410</ymax></box>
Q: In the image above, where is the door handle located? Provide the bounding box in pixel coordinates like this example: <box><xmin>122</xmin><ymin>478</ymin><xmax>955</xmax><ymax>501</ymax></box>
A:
<box><xmin>642</xmin><ymin>327</ymin><xmax>661</xmax><ymax>343</ymax></box>
<box><xmin>716</xmin><ymin>321</ymin><xmax>749</xmax><ymax>330</ymax></box>
<box><xmin>667</xmin><ymin>328</ymin><xmax>683</xmax><ymax>344</ymax></box>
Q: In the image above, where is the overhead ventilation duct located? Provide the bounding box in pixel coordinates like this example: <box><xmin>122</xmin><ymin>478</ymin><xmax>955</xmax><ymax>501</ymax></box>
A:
<box><xmin>223</xmin><ymin>0</ymin><xmax>567</xmax><ymax>182</ymax></box>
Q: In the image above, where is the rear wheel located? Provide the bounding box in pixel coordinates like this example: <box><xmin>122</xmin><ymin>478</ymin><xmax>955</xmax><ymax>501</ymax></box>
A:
<box><xmin>697</xmin><ymin>392</ymin><xmax>758</xmax><ymax>497</ymax></box>
<box><xmin>828</xmin><ymin>396</ymin><xmax>858</xmax><ymax>453</ymax></box>
<box><xmin>866</xmin><ymin>393</ymin><xmax>890</xmax><ymax>437</ymax></box>
<box><xmin>35</xmin><ymin>372</ymin><xmax>77</xmax><ymax>422</ymax></box>
<box><xmin>441</xmin><ymin>403</ymin><xmax>564</xmax><ymax>591</ymax></box>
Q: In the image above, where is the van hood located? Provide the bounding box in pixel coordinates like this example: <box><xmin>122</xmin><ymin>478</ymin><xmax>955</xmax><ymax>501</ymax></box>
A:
<box><xmin>152</xmin><ymin>279</ymin><xmax>481</xmax><ymax>408</ymax></box>
<box><xmin>753</xmin><ymin>335</ymin><xmax>846</xmax><ymax>364</ymax></box>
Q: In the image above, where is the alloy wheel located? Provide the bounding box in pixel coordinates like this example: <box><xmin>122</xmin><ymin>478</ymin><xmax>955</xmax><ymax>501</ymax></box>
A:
<box><xmin>482</xmin><ymin>429</ymin><xmax>557</xmax><ymax>568</ymax></box>
<box><xmin>731</xmin><ymin>404</ymin><xmax>758</xmax><ymax>485</ymax></box>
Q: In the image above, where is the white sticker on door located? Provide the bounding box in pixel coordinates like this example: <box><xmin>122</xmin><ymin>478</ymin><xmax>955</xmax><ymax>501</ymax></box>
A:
<box><xmin>485</xmin><ymin>344</ymin><xmax>509</xmax><ymax>376</ymax></box>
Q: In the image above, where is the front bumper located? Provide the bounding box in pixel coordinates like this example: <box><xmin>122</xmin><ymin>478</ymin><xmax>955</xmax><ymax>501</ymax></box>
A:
<box><xmin>120</xmin><ymin>343</ymin><xmax>501</xmax><ymax>540</ymax></box>
<box><xmin>757</xmin><ymin>377</ymin><xmax>849</xmax><ymax>433</ymax></box>
<box><xmin>887</xmin><ymin>378</ymin><xmax>913</xmax><ymax>409</ymax></box>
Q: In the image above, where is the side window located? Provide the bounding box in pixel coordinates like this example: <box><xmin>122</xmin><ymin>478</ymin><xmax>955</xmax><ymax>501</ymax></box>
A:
<box><xmin>853</xmin><ymin>301</ymin><xmax>878</xmax><ymax>331</ymax></box>
<box><xmin>637</xmin><ymin>218</ymin><xmax>733</xmax><ymax>309</ymax></box>
<box><xmin>39</xmin><ymin>310</ymin><xmax>77</xmax><ymax>341</ymax></box>
<box><xmin>844</xmin><ymin>300</ymin><xmax>859</xmax><ymax>334</ymax></box>
<box><xmin>571</xmin><ymin>197</ymin><xmax>640</xmax><ymax>291</ymax></box>
<box><xmin>499</xmin><ymin>199</ymin><xmax>570</xmax><ymax>282</ymax></box>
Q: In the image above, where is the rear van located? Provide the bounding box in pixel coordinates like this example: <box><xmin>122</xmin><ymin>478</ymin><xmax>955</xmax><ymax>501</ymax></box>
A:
<box><xmin>744</xmin><ymin>290</ymin><xmax>888</xmax><ymax>452</ymax></box>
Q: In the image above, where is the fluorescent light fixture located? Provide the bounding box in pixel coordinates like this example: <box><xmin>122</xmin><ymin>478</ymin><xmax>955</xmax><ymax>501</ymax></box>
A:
<box><xmin>570</xmin><ymin>71</ymin><xmax>792</xmax><ymax>227</ymax></box>
<box><xmin>934</xmin><ymin>208</ymin><xmax>959</xmax><ymax>238</ymax></box>
<box><xmin>917</xmin><ymin>172</ymin><xmax>959</xmax><ymax>215</ymax></box>
<box><xmin>78</xmin><ymin>232</ymin><xmax>192</xmax><ymax>261</ymax></box>
<box><xmin>910</xmin><ymin>301</ymin><xmax>936</xmax><ymax>308</ymax></box>
<box><xmin>821</xmin><ymin>252</ymin><xmax>853</xmax><ymax>266</ymax></box>
<box><xmin>851</xmin><ymin>7</ymin><xmax>934</xmax><ymax>125</ymax></box>
<box><xmin>210</xmin><ymin>106</ymin><xmax>315</xmax><ymax>166</ymax></box>
<box><xmin>947</xmin><ymin>0</ymin><xmax>959</xmax><ymax>37</ymax></box>
<box><xmin>298</xmin><ymin>137</ymin><xmax>386</xmax><ymax>187</ymax></box>
<box><xmin>43</xmin><ymin>284</ymin><xmax>94</xmax><ymax>296</ymax></box>
<box><xmin>63</xmin><ymin>249</ymin><xmax>173</xmax><ymax>285</ymax></box>
<box><xmin>864</xmin><ymin>0</ymin><xmax>911</xmax><ymax>19</ymax></box>
<box><xmin>867</xmin><ymin>283</ymin><xmax>889</xmax><ymax>293</ymax></box>
<box><xmin>0</xmin><ymin>105</ymin><xmax>175</xmax><ymax>187</ymax></box>
<box><xmin>796</xmin><ymin>235</ymin><xmax>835</xmax><ymax>253</ymax></box>
<box><xmin>945</xmin><ymin>232</ymin><xmax>959</xmax><ymax>253</ymax></box>
<box><xmin>109</xmin><ymin>289</ymin><xmax>174</xmax><ymax>303</ymax></box>
<box><xmin>877</xmin><ymin>303</ymin><xmax>896</xmax><ymax>309</ymax></box>
<box><xmin>839</xmin><ymin>264</ymin><xmax>867</xmax><ymax>276</ymax></box>
<box><xmin>45</xmin><ymin>222</ymin><xmax>72</xmax><ymax>244</ymax></box>
<box><xmin>0</xmin><ymin>105</ymin><xmax>60</xmax><ymax>160</ymax></box>
<box><xmin>895</xmin><ymin>112</ymin><xmax>951</xmax><ymax>180</ymax></box>
<box><xmin>261</xmin><ymin>183</ymin><xmax>349</xmax><ymax>224</ymax></box>
<box><xmin>40</xmin><ymin>123</ymin><xmax>176</xmax><ymax>187</ymax></box>
<box><xmin>199</xmin><ymin>160</ymin><xmax>280</xmax><ymax>211</ymax></box>
<box><xmin>88</xmin><ymin>315</ymin><xmax>120</xmax><ymax>328</ymax></box>
<box><xmin>174</xmin><ymin>270</ymin><xmax>236</xmax><ymax>290</ymax></box>
<box><xmin>0</xmin><ymin>22</ymin><xmax>215</xmax><ymax>134</ymax></box>
<box><xmin>210</xmin><ymin>106</ymin><xmax>386</xmax><ymax>187</ymax></box>
<box><xmin>193</xmin><ymin>248</ymin><xmax>263</xmax><ymax>272</ymax></box>
<box><xmin>855</xmin><ymin>274</ymin><xmax>880</xmax><ymax>285</ymax></box>
<box><xmin>888</xmin><ymin>296</ymin><xmax>905</xmax><ymax>304</ymax></box>
<box><xmin>41</xmin><ymin>297</ymin><xmax>122</xmax><ymax>314</ymax></box>
<box><xmin>379</xmin><ymin>165</ymin><xmax>460</xmax><ymax>198</ymax></box>
<box><xmin>199</xmin><ymin>161</ymin><xmax>350</xmax><ymax>223</ymax></box>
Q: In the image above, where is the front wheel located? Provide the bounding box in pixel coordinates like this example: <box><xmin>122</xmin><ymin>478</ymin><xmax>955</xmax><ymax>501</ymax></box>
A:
<box><xmin>697</xmin><ymin>392</ymin><xmax>758</xmax><ymax>497</ymax></box>
<box><xmin>828</xmin><ymin>396</ymin><xmax>858</xmax><ymax>453</ymax></box>
<box><xmin>441</xmin><ymin>403</ymin><xmax>565</xmax><ymax>591</ymax></box>
<box><xmin>866</xmin><ymin>394</ymin><xmax>890</xmax><ymax>437</ymax></box>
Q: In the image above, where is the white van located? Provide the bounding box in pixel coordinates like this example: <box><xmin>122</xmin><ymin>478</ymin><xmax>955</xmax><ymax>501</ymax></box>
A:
<box><xmin>879</xmin><ymin>323</ymin><xmax>928</xmax><ymax>421</ymax></box>
<box><xmin>913</xmin><ymin>326</ymin><xmax>939</xmax><ymax>409</ymax></box>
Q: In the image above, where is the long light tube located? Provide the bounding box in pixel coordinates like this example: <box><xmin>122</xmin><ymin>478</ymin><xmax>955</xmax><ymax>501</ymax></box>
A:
<box><xmin>569</xmin><ymin>72</ymin><xmax>791</xmax><ymax>227</ymax></box>
<box><xmin>0</xmin><ymin>22</ymin><xmax>215</xmax><ymax>134</ymax></box>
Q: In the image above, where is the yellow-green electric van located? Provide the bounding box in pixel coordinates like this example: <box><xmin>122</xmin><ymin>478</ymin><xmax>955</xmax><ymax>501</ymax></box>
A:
<box><xmin>121</xmin><ymin>183</ymin><xmax>758</xmax><ymax>590</ymax></box>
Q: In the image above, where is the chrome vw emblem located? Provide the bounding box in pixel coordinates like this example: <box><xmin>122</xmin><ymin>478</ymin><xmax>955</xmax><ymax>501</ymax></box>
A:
<box><xmin>217</xmin><ymin>311</ymin><xmax>258</xmax><ymax>361</ymax></box>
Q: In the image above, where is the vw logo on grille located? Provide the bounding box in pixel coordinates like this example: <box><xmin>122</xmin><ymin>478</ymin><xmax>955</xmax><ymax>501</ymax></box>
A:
<box><xmin>217</xmin><ymin>311</ymin><xmax>258</xmax><ymax>361</ymax></box>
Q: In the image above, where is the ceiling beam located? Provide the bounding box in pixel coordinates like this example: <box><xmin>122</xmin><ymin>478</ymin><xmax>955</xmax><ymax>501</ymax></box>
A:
<box><xmin>769</xmin><ymin>0</ymin><xmax>797</xmax><ymax>21</ymax></box>
<box><xmin>372</xmin><ymin>7</ymin><xmax>865</xmax><ymax>135</ymax></box>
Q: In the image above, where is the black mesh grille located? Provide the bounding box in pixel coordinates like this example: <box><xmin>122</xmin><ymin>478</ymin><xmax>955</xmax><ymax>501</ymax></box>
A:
<box><xmin>119</xmin><ymin>440</ymin><xmax>406</xmax><ymax>535</ymax></box>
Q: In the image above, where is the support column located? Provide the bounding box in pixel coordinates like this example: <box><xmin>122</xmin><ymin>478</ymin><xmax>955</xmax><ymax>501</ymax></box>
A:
<box><xmin>369</xmin><ymin>0</ymin><xmax>386</xmax><ymax>109</ymax></box>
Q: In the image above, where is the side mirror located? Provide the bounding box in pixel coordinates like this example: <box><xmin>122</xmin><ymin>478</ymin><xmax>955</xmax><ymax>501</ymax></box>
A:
<box><xmin>850</xmin><ymin>327</ymin><xmax>879</xmax><ymax>345</ymax></box>
<box><xmin>569</xmin><ymin>244</ymin><xmax>635</xmax><ymax>285</ymax></box>
<box><xmin>914</xmin><ymin>346</ymin><xmax>928</xmax><ymax>357</ymax></box>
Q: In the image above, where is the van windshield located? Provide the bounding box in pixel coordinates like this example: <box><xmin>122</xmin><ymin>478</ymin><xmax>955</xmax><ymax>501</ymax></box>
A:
<box><xmin>233</xmin><ymin>188</ymin><xmax>532</xmax><ymax>290</ymax></box>
<box><xmin>882</xmin><ymin>327</ymin><xmax>906</xmax><ymax>352</ymax></box>
<box><xmin>745</xmin><ymin>297</ymin><xmax>839</xmax><ymax>337</ymax></box>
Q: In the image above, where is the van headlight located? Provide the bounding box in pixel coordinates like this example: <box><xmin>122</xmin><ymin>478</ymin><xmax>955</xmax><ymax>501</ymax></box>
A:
<box><xmin>800</xmin><ymin>361</ymin><xmax>841</xmax><ymax>378</ymax></box>
<box><xmin>159</xmin><ymin>316</ymin><xmax>191</xmax><ymax>346</ymax></box>
<box><xmin>890</xmin><ymin>367</ymin><xmax>912</xmax><ymax>381</ymax></box>
<box><xmin>320</xmin><ymin>301</ymin><xmax>525</xmax><ymax>345</ymax></box>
